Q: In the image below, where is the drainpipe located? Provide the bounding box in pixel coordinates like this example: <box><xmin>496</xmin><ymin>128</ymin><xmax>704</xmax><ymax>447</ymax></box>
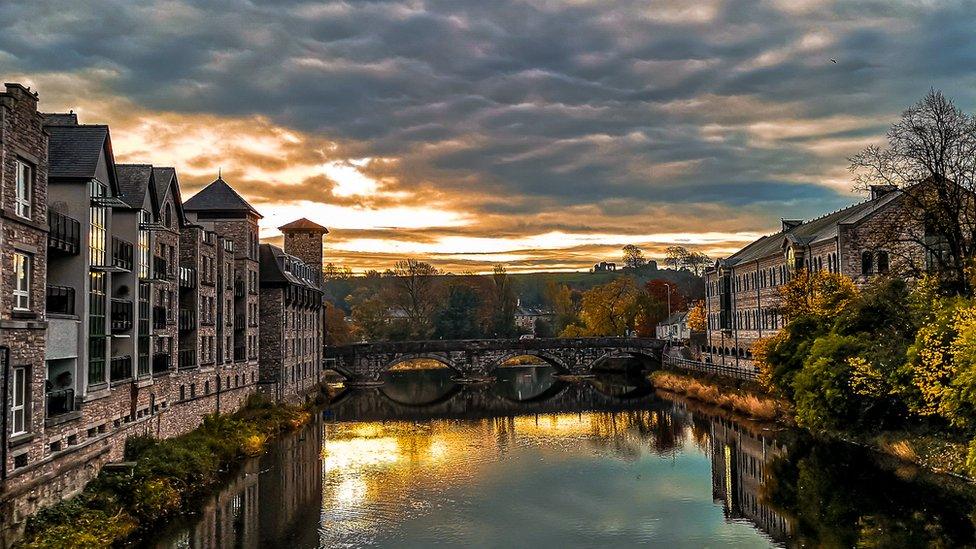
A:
<box><xmin>755</xmin><ymin>259</ymin><xmax>762</xmax><ymax>341</ymax></box>
<box><xmin>1</xmin><ymin>346</ymin><xmax>10</xmax><ymax>481</ymax></box>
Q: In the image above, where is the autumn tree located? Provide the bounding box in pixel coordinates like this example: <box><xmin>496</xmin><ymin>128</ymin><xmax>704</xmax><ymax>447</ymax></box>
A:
<box><xmin>622</xmin><ymin>244</ymin><xmax>647</xmax><ymax>269</ymax></box>
<box><xmin>664</xmin><ymin>245</ymin><xmax>689</xmax><ymax>270</ymax></box>
<box><xmin>683</xmin><ymin>251</ymin><xmax>711</xmax><ymax>276</ymax></box>
<box><xmin>347</xmin><ymin>287</ymin><xmax>389</xmax><ymax>341</ymax></box>
<box><xmin>482</xmin><ymin>265</ymin><xmax>518</xmax><ymax>337</ymax></box>
<box><xmin>573</xmin><ymin>277</ymin><xmax>642</xmax><ymax>336</ymax></box>
<box><xmin>779</xmin><ymin>270</ymin><xmax>859</xmax><ymax>321</ymax></box>
<box><xmin>435</xmin><ymin>280</ymin><xmax>483</xmax><ymax>339</ymax></box>
<box><xmin>849</xmin><ymin>90</ymin><xmax>976</xmax><ymax>294</ymax></box>
<box><xmin>686</xmin><ymin>300</ymin><xmax>706</xmax><ymax>331</ymax></box>
<box><xmin>390</xmin><ymin>258</ymin><xmax>441</xmax><ymax>339</ymax></box>
<box><xmin>544</xmin><ymin>280</ymin><xmax>580</xmax><ymax>333</ymax></box>
<box><xmin>324</xmin><ymin>301</ymin><xmax>357</xmax><ymax>345</ymax></box>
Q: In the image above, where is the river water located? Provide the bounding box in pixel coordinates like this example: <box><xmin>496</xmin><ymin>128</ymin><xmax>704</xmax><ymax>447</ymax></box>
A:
<box><xmin>154</xmin><ymin>365</ymin><xmax>976</xmax><ymax>548</ymax></box>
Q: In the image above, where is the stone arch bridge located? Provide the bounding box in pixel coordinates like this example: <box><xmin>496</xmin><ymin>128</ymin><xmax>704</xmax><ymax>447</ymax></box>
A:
<box><xmin>323</xmin><ymin>337</ymin><xmax>667</xmax><ymax>385</ymax></box>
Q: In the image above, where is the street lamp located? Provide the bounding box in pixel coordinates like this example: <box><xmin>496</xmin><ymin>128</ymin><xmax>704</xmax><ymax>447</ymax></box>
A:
<box><xmin>663</xmin><ymin>283</ymin><xmax>672</xmax><ymax>318</ymax></box>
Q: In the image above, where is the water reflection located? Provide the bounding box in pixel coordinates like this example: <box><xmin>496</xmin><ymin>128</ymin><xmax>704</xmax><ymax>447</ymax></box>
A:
<box><xmin>156</xmin><ymin>367</ymin><xmax>976</xmax><ymax>548</ymax></box>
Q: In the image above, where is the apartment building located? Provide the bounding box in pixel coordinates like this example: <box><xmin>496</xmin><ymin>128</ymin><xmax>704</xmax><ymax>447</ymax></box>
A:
<box><xmin>258</xmin><ymin>218</ymin><xmax>327</xmax><ymax>402</ymax></box>
<box><xmin>702</xmin><ymin>186</ymin><xmax>925</xmax><ymax>369</ymax></box>
<box><xmin>0</xmin><ymin>85</ymin><xmax>330</xmax><ymax>541</ymax></box>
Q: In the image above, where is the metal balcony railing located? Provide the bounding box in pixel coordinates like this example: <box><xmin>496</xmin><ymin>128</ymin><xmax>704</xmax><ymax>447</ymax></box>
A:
<box><xmin>137</xmin><ymin>353</ymin><xmax>151</xmax><ymax>378</ymax></box>
<box><xmin>179</xmin><ymin>266</ymin><xmax>196</xmax><ymax>289</ymax></box>
<box><xmin>234</xmin><ymin>314</ymin><xmax>245</xmax><ymax>329</ymax></box>
<box><xmin>46</xmin><ymin>285</ymin><xmax>75</xmax><ymax>315</ymax></box>
<box><xmin>234</xmin><ymin>346</ymin><xmax>246</xmax><ymax>362</ymax></box>
<box><xmin>112</xmin><ymin>237</ymin><xmax>133</xmax><ymax>271</ymax></box>
<box><xmin>48</xmin><ymin>209</ymin><xmax>81</xmax><ymax>255</ymax></box>
<box><xmin>152</xmin><ymin>353</ymin><xmax>171</xmax><ymax>374</ymax></box>
<box><xmin>178</xmin><ymin>348</ymin><xmax>197</xmax><ymax>369</ymax></box>
<box><xmin>234</xmin><ymin>279</ymin><xmax>245</xmax><ymax>298</ymax></box>
<box><xmin>111</xmin><ymin>298</ymin><xmax>133</xmax><ymax>333</ymax></box>
<box><xmin>179</xmin><ymin>309</ymin><xmax>195</xmax><ymax>331</ymax></box>
<box><xmin>152</xmin><ymin>306</ymin><xmax>168</xmax><ymax>329</ymax></box>
<box><xmin>152</xmin><ymin>256</ymin><xmax>168</xmax><ymax>280</ymax></box>
<box><xmin>46</xmin><ymin>388</ymin><xmax>76</xmax><ymax>418</ymax></box>
<box><xmin>110</xmin><ymin>355</ymin><xmax>133</xmax><ymax>382</ymax></box>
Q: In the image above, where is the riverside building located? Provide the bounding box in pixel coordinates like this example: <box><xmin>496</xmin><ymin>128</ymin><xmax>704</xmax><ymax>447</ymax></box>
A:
<box><xmin>702</xmin><ymin>185</ymin><xmax>925</xmax><ymax>370</ymax></box>
<box><xmin>0</xmin><ymin>84</ymin><xmax>330</xmax><ymax>541</ymax></box>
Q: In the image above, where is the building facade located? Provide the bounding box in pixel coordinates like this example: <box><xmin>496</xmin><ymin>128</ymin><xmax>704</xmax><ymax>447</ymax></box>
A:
<box><xmin>0</xmin><ymin>86</ymin><xmax>330</xmax><ymax>542</ymax></box>
<box><xmin>702</xmin><ymin>186</ymin><xmax>923</xmax><ymax>369</ymax></box>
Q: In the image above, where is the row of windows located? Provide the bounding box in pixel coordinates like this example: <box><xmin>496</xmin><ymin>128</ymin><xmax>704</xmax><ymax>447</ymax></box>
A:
<box><xmin>707</xmin><ymin>309</ymin><xmax>784</xmax><ymax>331</ymax></box>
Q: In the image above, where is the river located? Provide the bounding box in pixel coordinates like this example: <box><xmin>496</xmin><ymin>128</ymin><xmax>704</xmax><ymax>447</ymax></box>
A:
<box><xmin>153</xmin><ymin>365</ymin><xmax>976</xmax><ymax>548</ymax></box>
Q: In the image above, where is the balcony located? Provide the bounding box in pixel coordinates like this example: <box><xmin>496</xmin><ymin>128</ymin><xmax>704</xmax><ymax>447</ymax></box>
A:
<box><xmin>112</xmin><ymin>237</ymin><xmax>134</xmax><ymax>272</ymax></box>
<box><xmin>46</xmin><ymin>285</ymin><xmax>75</xmax><ymax>315</ymax></box>
<box><xmin>179</xmin><ymin>266</ymin><xmax>196</xmax><ymax>289</ymax></box>
<box><xmin>144</xmin><ymin>256</ymin><xmax>169</xmax><ymax>282</ymax></box>
<box><xmin>234</xmin><ymin>279</ymin><xmax>245</xmax><ymax>298</ymax></box>
<box><xmin>46</xmin><ymin>388</ymin><xmax>76</xmax><ymax>418</ymax></box>
<box><xmin>111</xmin><ymin>299</ymin><xmax>133</xmax><ymax>333</ymax></box>
<box><xmin>152</xmin><ymin>353</ymin><xmax>171</xmax><ymax>374</ymax></box>
<box><xmin>152</xmin><ymin>306</ymin><xmax>168</xmax><ymax>330</ymax></box>
<box><xmin>48</xmin><ymin>210</ymin><xmax>80</xmax><ymax>255</ymax></box>
<box><xmin>110</xmin><ymin>355</ymin><xmax>133</xmax><ymax>382</ymax></box>
<box><xmin>178</xmin><ymin>348</ymin><xmax>197</xmax><ymax>369</ymax></box>
<box><xmin>137</xmin><ymin>353</ymin><xmax>151</xmax><ymax>378</ymax></box>
<box><xmin>234</xmin><ymin>314</ymin><xmax>245</xmax><ymax>330</ymax></box>
<box><xmin>179</xmin><ymin>309</ymin><xmax>196</xmax><ymax>331</ymax></box>
<box><xmin>234</xmin><ymin>346</ymin><xmax>246</xmax><ymax>362</ymax></box>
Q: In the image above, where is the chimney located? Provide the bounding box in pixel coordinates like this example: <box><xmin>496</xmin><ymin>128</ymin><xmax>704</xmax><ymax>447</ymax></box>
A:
<box><xmin>781</xmin><ymin>219</ymin><xmax>803</xmax><ymax>232</ymax></box>
<box><xmin>870</xmin><ymin>185</ymin><xmax>897</xmax><ymax>200</ymax></box>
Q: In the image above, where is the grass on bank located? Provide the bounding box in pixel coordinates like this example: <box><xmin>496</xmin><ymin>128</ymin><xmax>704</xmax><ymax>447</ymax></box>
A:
<box><xmin>649</xmin><ymin>370</ymin><xmax>789</xmax><ymax>422</ymax></box>
<box><xmin>18</xmin><ymin>396</ymin><xmax>312</xmax><ymax>549</ymax></box>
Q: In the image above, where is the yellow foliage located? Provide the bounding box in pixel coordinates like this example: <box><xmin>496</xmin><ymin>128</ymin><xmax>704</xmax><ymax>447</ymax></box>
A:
<box><xmin>751</xmin><ymin>334</ymin><xmax>784</xmax><ymax>391</ymax></box>
<box><xmin>576</xmin><ymin>278</ymin><xmax>641</xmax><ymax>336</ymax></box>
<box><xmin>779</xmin><ymin>269</ymin><xmax>858</xmax><ymax>320</ymax></box>
<box><xmin>686</xmin><ymin>300</ymin><xmax>706</xmax><ymax>331</ymax></box>
<box><xmin>241</xmin><ymin>434</ymin><xmax>268</xmax><ymax>456</ymax></box>
<box><xmin>649</xmin><ymin>371</ymin><xmax>783</xmax><ymax>421</ymax></box>
<box><xmin>849</xmin><ymin>356</ymin><xmax>885</xmax><ymax>398</ymax></box>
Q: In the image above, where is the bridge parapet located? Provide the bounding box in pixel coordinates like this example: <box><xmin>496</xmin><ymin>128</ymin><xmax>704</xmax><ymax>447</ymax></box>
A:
<box><xmin>324</xmin><ymin>337</ymin><xmax>665</xmax><ymax>384</ymax></box>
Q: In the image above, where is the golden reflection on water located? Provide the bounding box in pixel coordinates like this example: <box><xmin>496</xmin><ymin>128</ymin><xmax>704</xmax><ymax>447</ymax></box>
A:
<box><xmin>320</xmin><ymin>410</ymin><xmax>705</xmax><ymax>545</ymax></box>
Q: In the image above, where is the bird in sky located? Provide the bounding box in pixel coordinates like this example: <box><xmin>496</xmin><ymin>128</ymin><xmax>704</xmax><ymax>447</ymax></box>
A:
<box><xmin>830</xmin><ymin>58</ymin><xmax>837</xmax><ymax>63</ymax></box>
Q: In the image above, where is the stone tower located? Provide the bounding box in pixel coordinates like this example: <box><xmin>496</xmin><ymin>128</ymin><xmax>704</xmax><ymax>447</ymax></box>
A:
<box><xmin>278</xmin><ymin>218</ymin><xmax>329</xmax><ymax>272</ymax></box>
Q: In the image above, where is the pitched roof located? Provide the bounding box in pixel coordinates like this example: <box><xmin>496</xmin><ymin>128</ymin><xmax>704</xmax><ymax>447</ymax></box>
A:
<box><xmin>41</xmin><ymin>112</ymin><xmax>78</xmax><ymax>126</ymax></box>
<box><xmin>183</xmin><ymin>176</ymin><xmax>262</xmax><ymax>218</ymax></box>
<box><xmin>116</xmin><ymin>164</ymin><xmax>155</xmax><ymax>209</ymax></box>
<box><xmin>45</xmin><ymin>124</ymin><xmax>111</xmax><ymax>179</ymax></box>
<box><xmin>278</xmin><ymin>218</ymin><xmax>329</xmax><ymax>233</ymax></box>
<box><xmin>152</xmin><ymin>167</ymin><xmax>187</xmax><ymax>226</ymax></box>
<box><xmin>721</xmin><ymin>190</ymin><xmax>903</xmax><ymax>266</ymax></box>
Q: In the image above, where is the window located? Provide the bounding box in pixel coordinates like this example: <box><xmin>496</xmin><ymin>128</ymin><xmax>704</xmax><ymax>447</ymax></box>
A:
<box><xmin>13</xmin><ymin>252</ymin><xmax>30</xmax><ymax>310</ymax></box>
<box><xmin>11</xmin><ymin>366</ymin><xmax>27</xmax><ymax>435</ymax></box>
<box><xmin>164</xmin><ymin>204</ymin><xmax>172</xmax><ymax>227</ymax></box>
<box><xmin>861</xmin><ymin>251</ymin><xmax>874</xmax><ymax>275</ymax></box>
<box><xmin>89</xmin><ymin>180</ymin><xmax>108</xmax><ymax>266</ymax></box>
<box><xmin>15</xmin><ymin>159</ymin><xmax>32</xmax><ymax>219</ymax></box>
<box><xmin>877</xmin><ymin>251</ymin><xmax>890</xmax><ymax>274</ymax></box>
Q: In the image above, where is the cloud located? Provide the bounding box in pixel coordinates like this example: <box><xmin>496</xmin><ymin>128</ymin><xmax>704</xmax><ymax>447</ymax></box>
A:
<box><xmin>2</xmin><ymin>0</ymin><xmax>975</xmax><ymax>272</ymax></box>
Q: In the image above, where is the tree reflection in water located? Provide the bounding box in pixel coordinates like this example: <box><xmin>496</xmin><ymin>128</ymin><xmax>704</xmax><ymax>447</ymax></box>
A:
<box><xmin>154</xmin><ymin>368</ymin><xmax>976</xmax><ymax>548</ymax></box>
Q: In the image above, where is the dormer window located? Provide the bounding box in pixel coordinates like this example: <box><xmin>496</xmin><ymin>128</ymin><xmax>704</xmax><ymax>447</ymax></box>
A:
<box><xmin>15</xmin><ymin>158</ymin><xmax>32</xmax><ymax>219</ymax></box>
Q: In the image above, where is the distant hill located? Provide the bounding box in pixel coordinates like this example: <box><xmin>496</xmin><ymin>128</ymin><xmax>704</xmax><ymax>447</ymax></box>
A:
<box><xmin>324</xmin><ymin>264</ymin><xmax>704</xmax><ymax>313</ymax></box>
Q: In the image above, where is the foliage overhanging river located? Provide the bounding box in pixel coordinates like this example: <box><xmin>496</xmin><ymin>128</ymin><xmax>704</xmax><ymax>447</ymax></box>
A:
<box><xmin>151</xmin><ymin>363</ymin><xmax>976</xmax><ymax>548</ymax></box>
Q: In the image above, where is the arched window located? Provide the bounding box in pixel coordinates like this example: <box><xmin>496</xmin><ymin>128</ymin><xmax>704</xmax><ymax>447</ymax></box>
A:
<box><xmin>164</xmin><ymin>204</ymin><xmax>172</xmax><ymax>227</ymax></box>
<box><xmin>877</xmin><ymin>251</ymin><xmax>890</xmax><ymax>274</ymax></box>
<box><xmin>861</xmin><ymin>251</ymin><xmax>873</xmax><ymax>275</ymax></box>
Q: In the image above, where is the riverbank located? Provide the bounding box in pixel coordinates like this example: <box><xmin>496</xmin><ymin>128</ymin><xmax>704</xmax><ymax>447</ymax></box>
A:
<box><xmin>16</xmin><ymin>396</ymin><xmax>313</xmax><ymax>548</ymax></box>
<box><xmin>649</xmin><ymin>368</ymin><xmax>974</xmax><ymax>481</ymax></box>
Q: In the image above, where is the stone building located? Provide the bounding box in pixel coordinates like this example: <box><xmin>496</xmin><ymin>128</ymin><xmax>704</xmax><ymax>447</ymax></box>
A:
<box><xmin>258</xmin><ymin>218</ymin><xmax>327</xmax><ymax>402</ymax></box>
<box><xmin>702</xmin><ymin>186</ymin><xmax>921</xmax><ymax>369</ymax></box>
<box><xmin>0</xmin><ymin>93</ymin><xmax>322</xmax><ymax>542</ymax></box>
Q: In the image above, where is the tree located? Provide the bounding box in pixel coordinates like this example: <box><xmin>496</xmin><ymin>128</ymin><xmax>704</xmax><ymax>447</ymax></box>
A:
<box><xmin>780</xmin><ymin>270</ymin><xmax>859</xmax><ymax>321</ymax></box>
<box><xmin>435</xmin><ymin>281</ymin><xmax>483</xmax><ymax>339</ymax></box>
<box><xmin>533</xmin><ymin>316</ymin><xmax>554</xmax><ymax>338</ymax></box>
<box><xmin>390</xmin><ymin>258</ymin><xmax>441</xmax><ymax>339</ymax></box>
<box><xmin>686</xmin><ymin>300</ymin><xmax>706</xmax><ymax>331</ymax></box>
<box><xmin>664</xmin><ymin>246</ymin><xmax>689</xmax><ymax>270</ymax></box>
<box><xmin>683</xmin><ymin>251</ymin><xmax>711</xmax><ymax>276</ymax></box>
<box><xmin>574</xmin><ymin>277</ymin><xmax>642</xmax><ymax>336</ymax></box>
<box><xmin>622</xmin><ymin>244</ymin><xmax>647</xmax><ymax>269</ymax></box>
<box><xmin>324</xmin><ymin>301</ymin><xmax>357</xmax><ymax>345</ymax></box>
<box><xmin>481</xmin><ymin>265</ymin><xmax>518</xmax><ymax>337</ymax></box>
<box><xmin>347</xmin><ymin>288</ymin><xmax>389</xmax><ymax>341</ymax></box>
<box><xmin>849</xmin><ymin>90</ymin><xmax>976</xmax><ymax>294</ymax></box>
<box><xmin>544</xmin><ymin>280</ymin><xmax>579</xmax><ymax>333</ymax></box>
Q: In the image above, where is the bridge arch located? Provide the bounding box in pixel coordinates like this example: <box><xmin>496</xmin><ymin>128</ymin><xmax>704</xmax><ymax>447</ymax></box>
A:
<box><xmin>385</xmin><ymin>353</ymin><xmax>460</xmax><ymax>375</ymax></box>
<box><xmin>487</xmin><ymin>350</ymin><xmax>572</xmax><ymax>374</ymax></box>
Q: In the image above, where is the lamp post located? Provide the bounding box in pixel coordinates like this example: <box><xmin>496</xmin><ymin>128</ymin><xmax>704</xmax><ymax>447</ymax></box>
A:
<box><xmin>663</xmin><ymin>283</ymin><xmax>672</xmax><ymax>318</ymax></box>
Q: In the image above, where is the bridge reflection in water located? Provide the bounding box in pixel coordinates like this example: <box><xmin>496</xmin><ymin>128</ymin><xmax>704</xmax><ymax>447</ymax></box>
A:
<box><xmin>155</xmin><ymin>365</ymin><xmax>976</xmax><ymax>548</ymax></box>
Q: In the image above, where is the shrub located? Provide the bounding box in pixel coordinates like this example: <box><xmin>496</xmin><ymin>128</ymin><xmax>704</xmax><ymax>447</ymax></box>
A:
<box><xmin>131</xmin><ymin>478</ymin><xmax>181</xmax><ymax>521</ymax></box>
<box><xmin>792</xmin><ymin>334</ymin><xmax>865</xmax><ymax>431</ymax></box>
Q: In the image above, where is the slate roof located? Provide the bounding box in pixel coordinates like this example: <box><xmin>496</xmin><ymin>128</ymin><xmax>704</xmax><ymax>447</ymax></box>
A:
<box><xmin>720</xmin><ymin>190</ymin><xmax>903</xmax><ymax>267</ymax></box>
<box><xmin>41</xmin><ymin>112</ymin><xmax>78</xmax><ymax>126</ymax></box>
<box><xmin>45</xmin><ymin>124</ymin><xmax>111</xmax><ymax>179</ymax></box>
<box><xmin>183</xmin><ymin>177</ymin><xmax>262</xmax><ymax>218</ymax></box>
<box><xmin>278</xmin><ymin>218</ymin><xmax>328</xmax><ymax>233</ymax></box>
<box><xmin>116</xmin><ymin>164</ymin><xmax>155</xmax><ymax>209</ymax></box>
<box><xmin>258</xmin><ymin>243</ymin><xmax>322</xmax><ymax>289</ymax></box>
<box><xmin>658</xmin><ymin>311</ymin><xmax>688</xmax><ymax>326</ymax></box>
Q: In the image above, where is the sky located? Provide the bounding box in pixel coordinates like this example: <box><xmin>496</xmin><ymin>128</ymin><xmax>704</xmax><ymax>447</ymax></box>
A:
<box><xmin>4</xmin><ymin>0</ymin><xmax>976</xmax><ymax>273</ymax></box>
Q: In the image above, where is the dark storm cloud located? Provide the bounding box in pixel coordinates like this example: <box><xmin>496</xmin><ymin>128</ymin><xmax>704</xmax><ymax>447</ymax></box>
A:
<box><xmin>4</xmin><ymin>0</ymin><xmax>976</xmax><ymax>272</ymax></box>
